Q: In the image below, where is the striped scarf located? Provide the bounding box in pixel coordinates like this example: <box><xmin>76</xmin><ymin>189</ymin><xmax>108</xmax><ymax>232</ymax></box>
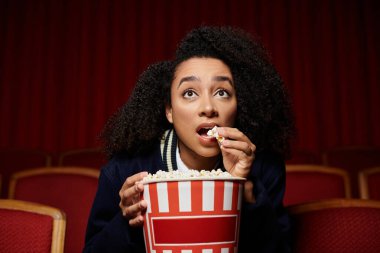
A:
<box><xmin>160</xmin><ymin>129</ymin><xmax>178</xmax><ymax>172</ymax></box>
<box><xmin>160</xmin><ymin>129</ymin><xmax>223</xmax><ymax>172</ymax></box>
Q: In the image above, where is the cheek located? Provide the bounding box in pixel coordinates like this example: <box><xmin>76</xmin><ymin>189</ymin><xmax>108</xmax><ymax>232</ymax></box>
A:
<box><xmin>170</xmin><ymin>103</ymin><xmax>190</xmax><ymax>123</ymax></box>
<box><xmin>227</xmin><ymin>110</ymin><xmax>237</xmax><ymax>126</ymax></box>
<box><xmin>224</xmin><ymin>102</ymin><xmax>238</xmax><ymax>125</ymax></box>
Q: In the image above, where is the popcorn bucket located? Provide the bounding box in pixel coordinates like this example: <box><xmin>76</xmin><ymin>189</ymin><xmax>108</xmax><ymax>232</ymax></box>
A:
<box><xmin>141</xmin><ymin>177</ymin><xmax>245</xmax><ymax>253</ymax></box>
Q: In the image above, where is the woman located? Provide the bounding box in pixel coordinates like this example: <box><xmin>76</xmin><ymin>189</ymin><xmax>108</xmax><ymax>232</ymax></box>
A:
<box><xmin>83</xmin><ymin>26</ymin><xmax>295</xmax><ymax>253</ymax></box>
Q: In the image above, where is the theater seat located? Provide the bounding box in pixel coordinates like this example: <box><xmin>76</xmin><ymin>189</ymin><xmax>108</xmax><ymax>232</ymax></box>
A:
<box><xmin>8</xmin><ymin>167</ymin><xmax>99</xmax><ymax>253</ymax></box>
<box><xmin>359</xmin><ymin>166</ymin><xmax>380</xmax><ymax>200</ymax></box>
<box><xmin>284</xmin><ymin>165</ymin><xmax>351</xmax><ymax>206</ymax></box>
<box><xmin>0</xmin><ymin>199</ymin><xmax>66</xmax><ymax>253</ymax></box>
<box><xmin>288</xmin><ymin>199</ymin><xmax>380</xmax><ymax>253</ymax></box>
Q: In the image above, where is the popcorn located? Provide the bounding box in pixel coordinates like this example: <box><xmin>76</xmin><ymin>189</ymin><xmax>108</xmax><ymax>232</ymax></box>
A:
<box><xmin>207</xmin><ymin>126</ymin><xmax>225</xmax><ymax>143</ymax></box>
<box><xmin>142</xmin><ymin>168</ymin><xmax>234</xmax><ymax>182</ymax></box>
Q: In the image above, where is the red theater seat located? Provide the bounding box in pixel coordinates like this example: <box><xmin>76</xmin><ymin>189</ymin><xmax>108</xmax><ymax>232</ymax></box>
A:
<box><xmin>359</xmin><ymin>167</ymin><xmax>380</xmax><ymax>200</ymax></box>
<box><xmin>8</xmin><ymin>167</ymin><xmax>99</xmax><ymax>253</ymax></box>
<box><xmin>284</xmin><ymin>165</ymin><xmax>351</xmax><ymax>206</ymax></box>
<box><xmin>288</xmin><ymin>199</ymin><xmax>380</xmax><ymax>253</ymax></box>
<box><xmin>0</xmin><ymin>199</ymin><xmax>66</xmax><ymax>253</ymax></box>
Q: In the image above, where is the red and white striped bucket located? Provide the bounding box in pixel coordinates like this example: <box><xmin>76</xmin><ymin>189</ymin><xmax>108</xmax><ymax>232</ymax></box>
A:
<box><xmin>141</xmin><ymin>178</ymin><xmax>245</xmax><ymax>253</ymax></box>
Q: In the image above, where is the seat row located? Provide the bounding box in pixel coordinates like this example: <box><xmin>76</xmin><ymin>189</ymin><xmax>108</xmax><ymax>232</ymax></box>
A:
<box><xmin>290</xmin><ymin>146</ymin><xmax>380</xmax><ymax>198</ymax></box>
<box><xmin>2</xmin><ymin>145</ymin><xmax>379</xmax><ymax>197</ymax></box>
<box><xmin>1</xmin><ymin>164</ymin><xmax>380</xmax><ymax>206</ymax></box>
<box><xmin>1</xmin><ymin>187</ymin><xmax>380</xmax><ymax>252</ymax></box>
<box><xmin>1</xmin><ymin>165</ymin><xmax>380</xmax><ymax>205</ymax></box>
<box><xmin>0</xmin><ymin>146</ymin><xmax>379</xmax><ymax>252</ymax></box>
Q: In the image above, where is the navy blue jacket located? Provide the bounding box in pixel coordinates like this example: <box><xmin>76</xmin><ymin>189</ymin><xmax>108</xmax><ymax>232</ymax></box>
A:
<box><xmin>83</xmin><ymin>142</ymin><xmax>291</xmax><ymax>253</ymax></box>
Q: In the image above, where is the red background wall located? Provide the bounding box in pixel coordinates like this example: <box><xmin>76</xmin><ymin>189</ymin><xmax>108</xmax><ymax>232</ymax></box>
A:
<box><xmin>1</xmin><ymin>0</ymin><xmax>379</xmax><ymax>157</ymax></box>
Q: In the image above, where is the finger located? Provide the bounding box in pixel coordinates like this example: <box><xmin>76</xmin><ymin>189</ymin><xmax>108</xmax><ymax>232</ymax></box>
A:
<box><xmin>120</xmin><ymin>171</ymin><xmax>148</xmax><ymax>191</ymax></box>
<box><xmin>120</xmin><ymin>181</ymin><xmax>145</xmax><ymax>207</ymax></box>
<box><xmin>220</xmin><ymin>146</ymin><xmax>254</xmax><ymax>177</ymax></box>
<box><xmin>217</xmin><ymin>127</ymin><xmax>250</xmax><ymax>142</ymax></box>
<box><xmin>121</xmin><ymin>199</ymin><xmax>147</xmax><ymax>218</ymax></box>
<box><xmin>129</xmin><ymin>214</ymin><xmax>145</xmax><ymax>227</ymax></box>
<box><xmin>221</xmin><ymin>139</ymin><xmax>256</xmax><ymax>157</ymax></box>
<box><xmin>217</xmin><ymin>127</ymin><xmax>255</xmax><ymax>155</ymax></box>
<box><xmin>221</xmin><ymin>145</ymin><xmax>254</xmax><ymax>161</ymax></box>
<box><xmin>119</xmin><ymin>172</ymin><xmax>148</xmax><ymax>200</ymax></box>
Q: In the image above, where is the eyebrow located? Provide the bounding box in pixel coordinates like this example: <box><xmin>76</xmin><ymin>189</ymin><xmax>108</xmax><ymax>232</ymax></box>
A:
<box><xmin>178</xmin><ymin>76</ymin><xmax>200</xmax><ymax>88</ymax></box>
<box><xmin>177</xmin><ymin>75</ymin><xmax>234</xmax><ymax>88</ymax></box>
<box><xmin>213</xmin><ymin>76</ymin><xmax>234</xmax><ymax>86</ymax></box>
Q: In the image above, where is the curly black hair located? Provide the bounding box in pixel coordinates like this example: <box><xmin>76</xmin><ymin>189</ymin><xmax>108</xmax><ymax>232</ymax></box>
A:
<box><xmin>101</xmin><ymin>26</ymin><xmax>296</xmax><ymax>159</ymax></box>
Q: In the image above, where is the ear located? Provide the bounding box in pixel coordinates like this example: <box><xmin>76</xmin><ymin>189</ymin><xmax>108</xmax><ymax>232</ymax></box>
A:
<box><xmin>165</xmin><ymin>104</ymin><xmax>173</xmax><ymax>123</ymax></box>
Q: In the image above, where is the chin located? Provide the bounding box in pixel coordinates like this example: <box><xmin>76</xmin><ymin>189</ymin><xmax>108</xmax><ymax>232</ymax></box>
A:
<box><xmin>196</xmin><ymin>148</ymin><xmax>220</xmax><ymax>158</ymax></box>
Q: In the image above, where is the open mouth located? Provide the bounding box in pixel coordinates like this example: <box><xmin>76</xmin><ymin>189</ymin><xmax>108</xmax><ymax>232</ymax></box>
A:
<box><xmin>197</xmin><ymin>127</ymin><xmax>214</xmax><ymax>137</ymax></box>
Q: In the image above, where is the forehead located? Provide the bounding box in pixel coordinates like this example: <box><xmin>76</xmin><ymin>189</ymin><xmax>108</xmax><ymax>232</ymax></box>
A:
<box><xmin>174</xmin><ymin>57</ymin><xmax>232</xmax><ymax>77</ymax></box>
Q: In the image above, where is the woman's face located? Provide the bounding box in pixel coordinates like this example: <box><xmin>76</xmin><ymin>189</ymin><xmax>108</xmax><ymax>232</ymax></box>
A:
<box><xmin>166</xmin><ymin>57</ymin><xmax>237</xmax><ymax>168</ymax></box>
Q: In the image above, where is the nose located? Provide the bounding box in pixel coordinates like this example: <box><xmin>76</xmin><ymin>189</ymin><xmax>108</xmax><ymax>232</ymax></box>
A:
<box><xmin>199</xmin><ymin>95</ymin><xmax>218</xmax><ymax>117</ymax></box>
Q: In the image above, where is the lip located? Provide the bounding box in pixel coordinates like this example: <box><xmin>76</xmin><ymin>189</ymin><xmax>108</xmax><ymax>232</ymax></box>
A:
<box><xmin>198</xmin><ymin>133</ymin><xmax>218</xmax><ymax>146</ymax></box>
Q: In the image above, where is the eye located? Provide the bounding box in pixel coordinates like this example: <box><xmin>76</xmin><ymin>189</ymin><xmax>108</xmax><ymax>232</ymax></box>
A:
<box><xmin>183</xmin><ymin>89</ymin><xmax>198</xmax><ymax>99</ymax></box>
<box><xmin>215</xmin><ymin>89</ymin><xmax>230</xmax><ymax>98</ymax></box>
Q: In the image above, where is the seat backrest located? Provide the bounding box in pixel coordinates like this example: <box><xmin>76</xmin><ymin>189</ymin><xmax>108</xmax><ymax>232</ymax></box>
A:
<box><xmin>9</xmin><ymin>167</ymin><xmax>99</xmax><ymax>253</ymax></box>
<box><xmin>284</xmin><ymin>165</ymin><xmax>351</xmax><ymax>206</ymax></box>
<box><xmin>58</xmin><ymin>148</ymin><xmax>106</xmax><ymax>169</ymax></box>
<box><xmin>0</xmin><ymin>199</ymin><xmax>66</xmax><ymax>253</ymax></box>
<box><xmin>322</xmin><ymin>146</ymin><xmax>380</xmax><ymax>197</ymax></box>
<box><xmin>359</xmin><ymin>166</ymin><xmax>380</xmax><ymax>200</ymax></box>
<box><xmin>0</xmin><ymin>149</ymin><xmax>51</xmax><ymax>198</ymax></box>
<box><xmin>288</xmin><ymin>199</ymin><xmax>380</xmax><ymax>253</ymax></box>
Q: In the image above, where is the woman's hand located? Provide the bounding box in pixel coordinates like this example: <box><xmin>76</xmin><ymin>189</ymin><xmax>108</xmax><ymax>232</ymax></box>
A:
<box><xmin>217</xmin><ymin>127</ymin><xmax>256</xmax><ymax>203</ymax></box>
<box><xmin>119</xmin><ymin>171</ymin><xmax>148</xmax><ymax>227</ymax></box>
<box><xmin>217</xmin><ymin>127</ymin><xmax>256</xmax><ymax>177</ymax></box>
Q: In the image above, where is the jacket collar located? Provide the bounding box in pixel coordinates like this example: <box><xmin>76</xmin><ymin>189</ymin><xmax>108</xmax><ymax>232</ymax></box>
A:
<box><xmin>160</xmin><ymin>129</ymin><xmax>178</xmax><ymax>172</ymax></box>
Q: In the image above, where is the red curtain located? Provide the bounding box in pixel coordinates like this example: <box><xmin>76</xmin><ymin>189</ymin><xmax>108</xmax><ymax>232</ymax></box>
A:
<box><xmin>1</xmin><ymin>0</ymin><xmax>379</xmax><ymax>156</ymax></box>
